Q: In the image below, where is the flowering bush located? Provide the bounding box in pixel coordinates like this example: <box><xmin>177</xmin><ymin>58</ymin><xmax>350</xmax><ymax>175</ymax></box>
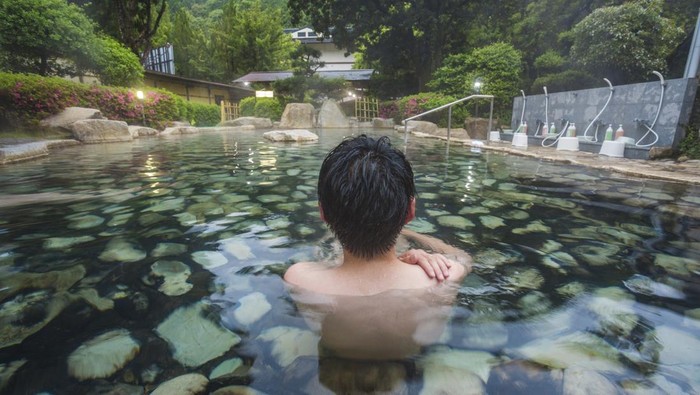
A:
<box><xmin>0</xmin><ymin>72</ymin><xmax>219</xmax><ymax>130</ymax></box>
<box><xmin>391</xmin><ymin>92</ymin><xmax>470</xmax><ymax>127</ymax></box>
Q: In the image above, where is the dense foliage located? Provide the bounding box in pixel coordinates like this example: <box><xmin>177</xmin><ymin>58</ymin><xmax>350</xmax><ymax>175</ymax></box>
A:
<box><xmin>0</xmin><ymin>0</ymin><xmax>143</xmax><ymax>85</ymax></box>
<box><xmin>0</xmin><ymin>72</ymin><xmax>219</xmax><ymax>129</ymax></box>
<box><xmin>239</xmin><ymin>97</ymin><xmax>284</xmax><ymax>120</ymax></box>
<box><xmin>427</xmin><ymin>43</ymin><xmax>522</xmax><ymax>120</ymax></box>
<box><xmin>569</xmin><ymin>0</ymin><xmax>684</xmax><ymax>84</ymax></box>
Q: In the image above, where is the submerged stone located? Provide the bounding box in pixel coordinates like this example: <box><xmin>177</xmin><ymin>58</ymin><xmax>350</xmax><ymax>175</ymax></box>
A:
<box><xmin>571</xmin><ymin>244</ymin><xmax>620</xmax><ymax>267</ymax></box>
<box><xmin>68</xmin><ymin>214</ymin><xmax>104</xmax><ymax>230</ymax></box>
<box><xmin>150</xmin><ymin>260</ymin><xmax>192</xmax><ymax>296</ymax></box>
<box><xmin>406</xmin><ymin>218</ymin><xmax>437</xmax><ymax>234</ymax></box>
<box><xmin>256</xmin><ymin>195</ymin><xmax>287</xmax><ymax>204</ymax></box>
<box><xmin>221</xmin><ymin>238</ymin><xmax>255</xmax><ymax>261</ymax></box>
<box><xmin>458</xmin><ymin>206</ymin><xmax>490</xmax><ymax>215</ymax></box>
<box><xmin>151</xmin><ymin>373</ymin><xmax>208</xmax><ymax>395</ymax></box>
<box><xmin>210</xmin><ymin>358</ymin><xmax>243</xmax><ymax>380</ymax></box>
<box><xmin>144</xmin><ymin>197</ymin><xmax>185</xmax><ymax>213</ymax></box>
<box><xmin>512</xmin><ymin>331</ymin><xmax>626</xmax><ymax>373</ymax></box>
<box><xmin>502</xmin><ymin>209</ymin><xmax>529</xmax><ymax>220</ymax></box>
<box><xmin>512</xmin><ymin>220</ymin><xmax>551</xmax><ymax>234</ymax></box>
<box><xmin>502</xmin><ymin>267</ymin><xmax>544</xmax><ymax>291</ymax></box>
<box><xmin>152</xmin><ymin>242</ymin><xmax>187</xmax><ymax>258</ymax></box>
<box><xmin>542</xmin><ymin>252</ymin><xmax>577</xmax><ymax>272</ymax></box>
<box><xmin>437</xmin><ymin>215</ymin><xmax>475</xmax><ymax>229</ymax></box>
<box><xmin>654</xmin><ymin>254</ymin><xmax>699</xmax><ymax>276</ymax></box>
<box><xmin>67</xmin><ymin>329</ymin><xmax>140</xmax><ymax>381</ymax></box>
<box><xmin>473</xmin><ymin>248</ymin><xmax>521</xmax><ymax>269</ymax></box>
<box><xmin>623</xmin><ymin>274</ymin><xmax>684</xmax><ymax>300</ymax></box>
<box><xmin>43</xmin><ymin>236</ymin><xmax>95</xmax><ymax>250</ymax></box>
<box><xmin>587</xmin><ymin>287</ymin><xmax>638</xmax><ymax>336</ymax></box>
<box><xmin>556</xmin><ymin>282</ymin><xmax>586</xmax><ymax>298</ymax></box>
<box><xmin>192</xmin><ymin>251</ymin><xmax>228</xmax><ymax>270</ymax></box>
<box><xmin>233</xmin><ymin>292</ymin><xmax>271</xmax><ymax>326</ymax></box>
<box><xmin>257</xmin><ymin>326</ymin><xmax>318</xmax><ymax>368</ymax></box>
<box><xmin>156</xmin><ymin>302</ymin><xmax>241</xmax><ymax>367</ymax></box>
<box><xmin>480</xmin><ymin>215</ymin><xmax>506</xmax><ymax>229</ymax></box>
<box><xmin>419</xmin><ymin>347</ymin><xmax>494</xmax><ymax>394</ymax></box>
<box><xmin>99</xmin><ymin>238</ymin><xmax>146</xmax><ymax>262</ymax></box>
<box><xmin>462</xmin><ymin>323</ymin><xmax>509</xmax><ymax>350</ymax></box>
<box><xmin>0</xmin><ymin>359</ymin><xmax>26</xmax><ymax>392</ymax></box>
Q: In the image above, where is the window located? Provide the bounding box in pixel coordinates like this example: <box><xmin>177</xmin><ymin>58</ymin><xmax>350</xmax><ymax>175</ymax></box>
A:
<box><xmin>297</xmin><ymin>32</ymin><xmax>307</xmax><ymax>37</ymax></box>
<box><xmin>308</xmin><ymin>32</ymin><xmax>317</xmax><ymax>37</ymax></box>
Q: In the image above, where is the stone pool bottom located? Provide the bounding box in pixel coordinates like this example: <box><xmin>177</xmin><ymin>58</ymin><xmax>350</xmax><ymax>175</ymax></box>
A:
<box><xmin>0</xmin><ymin>128</ymin><xmax>699</xmax><ymax>394</ymax></box>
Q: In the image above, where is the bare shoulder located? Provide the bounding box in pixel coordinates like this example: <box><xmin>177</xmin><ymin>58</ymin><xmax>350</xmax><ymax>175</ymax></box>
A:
<box><xmin>283</xmin><ymin>261</ymin><xmax>316</xmax><ymax>286</ymax></box>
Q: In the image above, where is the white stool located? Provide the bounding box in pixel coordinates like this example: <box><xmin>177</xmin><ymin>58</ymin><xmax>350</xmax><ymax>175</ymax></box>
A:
<box><xmin>488</xmin><ymin>131</ymin><xmax>501</xmax><ymax>142</ymax></box>
<box><xmin>556</xmin><ymin>136</ymin><xmax>579</xmax><ymax>151</ymax></box>
<box><xmin>512</xmin><ymin>133</ymin><xmax>528</xmax><ymax>148</ymax></box>
<box><xmin>599</xmin><ymin>140</ymin><xmax>625</xmax><ymax>157</ymax></box>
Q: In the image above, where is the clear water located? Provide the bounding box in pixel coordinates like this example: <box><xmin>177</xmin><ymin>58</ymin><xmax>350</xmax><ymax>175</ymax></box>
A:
<box><xmin>1</xmin><ymin>129</ymin><xmax>699</xmax><ymax>394</ymax></box>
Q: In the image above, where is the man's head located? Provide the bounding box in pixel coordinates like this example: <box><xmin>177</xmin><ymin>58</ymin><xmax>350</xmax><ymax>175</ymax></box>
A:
<box><xmin>318</xmin><ymin>135</ymin><xmax>416</xmax><ymax>259</ymax></box>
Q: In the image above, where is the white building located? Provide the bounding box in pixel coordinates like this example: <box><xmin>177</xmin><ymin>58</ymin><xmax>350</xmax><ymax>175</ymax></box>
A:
<box><xmin>285</xmin><ymin>27</ymin><xmax>356</xmax><ymax>71</ymax></box>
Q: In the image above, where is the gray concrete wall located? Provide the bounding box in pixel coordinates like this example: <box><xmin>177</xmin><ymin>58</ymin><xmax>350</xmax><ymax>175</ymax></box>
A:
<box><xmin>511</xmin><ymin>78</ymin><xmax>698</xmax><ymax>149</ymax></box>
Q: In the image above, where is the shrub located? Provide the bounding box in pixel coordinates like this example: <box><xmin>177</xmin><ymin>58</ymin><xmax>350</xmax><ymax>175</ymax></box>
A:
<box><xmin>0</xmin><ymin>72</ymin><xmax>184</xmax><ymax>130</ymax></box>
<box><xmin>238</xmin><ymin>97</ymin><xmax>283</xmax><ymax>120</ymax></box>
<box><xmin>240</xmin><ymin>97</ymin><xmax>256</xmax><ymax>116</ymax></box>
<box><xmin>185</xmin><ymin>102</ymin><xmax>220</xmax><ymax>126</ymax></box>
<box><xmin>392</xmin><ymin>92</ymin><xmax>470</xmax><ymax>128</ymax></box>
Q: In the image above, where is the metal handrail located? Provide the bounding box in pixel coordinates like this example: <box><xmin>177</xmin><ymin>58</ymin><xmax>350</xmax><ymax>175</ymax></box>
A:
<box><xmin>402</xmin><ymin>94</ymin><xmax>495</xmax><ymax>144</ymax></box>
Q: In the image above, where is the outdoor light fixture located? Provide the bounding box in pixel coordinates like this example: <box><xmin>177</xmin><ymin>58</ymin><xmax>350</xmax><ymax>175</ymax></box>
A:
<box><xmin>473</xmin><ymin>79</ymin><xmax>482</xmax><ymax>93</ymax></box>
<box><xmin>136</xmin><ymin>90</ymin><xmax>144</xmax><ymax>100</ymax></box>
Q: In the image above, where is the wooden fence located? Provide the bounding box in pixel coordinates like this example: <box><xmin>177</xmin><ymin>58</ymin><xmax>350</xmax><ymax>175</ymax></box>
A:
<box><xmin>220</xmin><ymin>100</ymin><xmax>240</xmax><ymax>123</ymax></box>
<box><xmin>355</xmin><ymin>97</ymin><xmax>379</xmax><ymax>122</ymax></box>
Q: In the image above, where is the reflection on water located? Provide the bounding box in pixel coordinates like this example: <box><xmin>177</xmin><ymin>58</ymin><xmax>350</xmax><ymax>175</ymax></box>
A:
<box><xmin>0</xmin><ymin>129</ymin><xmax>699</xmax><ymax>394</ymax></box>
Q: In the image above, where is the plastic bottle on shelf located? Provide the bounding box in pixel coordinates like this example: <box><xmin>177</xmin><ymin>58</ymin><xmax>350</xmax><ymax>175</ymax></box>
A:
<box><xmin>550</xmin><ymin>122</ymin><xmax>556</xmax><ymax>135</ymax></box>
<box><xmin>568</xmin><ymin>122</ymin><xmax>577</xmax><ymax>137</ymax></box>
<box><xmin>615</xmin><ymin>124</ymin><xmax>624</xmax><ymax>140</ymax></box>
<box><xmin>542</xmin><ymin>122</ymin><xmax>548</xmax><ymax>136</ymax></box>
<box><xmin>605</xmin><ymin>124</ymin><xmax>613</xmax><ymax>141</ymax></box>
<box><xmin>522</xmin><ymin>121</ymin><xmax>528</xmax><ymax>134</ymax></box>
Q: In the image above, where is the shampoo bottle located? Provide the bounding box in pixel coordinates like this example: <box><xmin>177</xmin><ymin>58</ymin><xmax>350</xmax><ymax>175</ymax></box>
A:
<box><xmin>569</xmin><ymin>122</ymin><xmax>577</xmax><ymax>137</ymax></box>
<box><xmin>615</xmin><ymin>124</ymin><xmax>624</xmax><ymax>140</ymax></box>
<box><xmin>522</xmin><ymin>121</ymin><xmax>528</xmax><ymax>134</ymax></box>
<box><xmin>605</xmin><ymin>124</ymin><xmax>613</xmax><ymax>141</ymax></box>
<box><xmin>550</xmin><ymin>122</ymin><xmax>556</xmax><ymax>135</ymax></box>
<box><xmin>542</xmin><ymin>122</ymin><xmax>548</xmax><ymax>136</ymax></box>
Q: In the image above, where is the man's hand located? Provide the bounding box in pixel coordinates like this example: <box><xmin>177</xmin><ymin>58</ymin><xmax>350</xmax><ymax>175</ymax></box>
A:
<box><xmin>398</xmin><ymin>249</ymin><xmax>453</xmax><ymax>282</ymax></box>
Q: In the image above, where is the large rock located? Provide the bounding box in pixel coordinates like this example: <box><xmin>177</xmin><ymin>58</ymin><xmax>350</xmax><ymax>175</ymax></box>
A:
<box><xmin>465</xmin><ymin>118</ymin><xmax>496</xmax><ymax>140</ymax></box>
<box><xmin>0</xmin><ymin>142</ymin><xmax>49</xmax><ymax>164</ymax></box>
<box><xmin>263</xmin><ymin>130</ymin><xmax>318</xmax><ymax>142</ymax></box>
<box><xmin>373</xmin><ymin>118</ymin><xmax>395</xmax><ymax>129</ymax></box>
<box><xmin>40</xmin><ymin>107</ymin><xmax>105</xmax><ymax>130</ymax></box>
<box><xmin>128</xmin><ymin>125</ymin><xmax>158</xmax><ymax>138</ymax></box>
<box><xmin>220</xmin><ymin>117</ymin><xmax>273</xmax><ymax>129</ymax></box>
<box><xmin>70</xmin><ymin>119</ymin><xmax>132</xmax><ymax>143</ymax></box>
<box><xmin>404</xmin><ymin>120</ymin><xmax>438</xmax><ymax>135</ymax></box>
<box><xmin>279</xmin><ymin>103</ymin><xmax>315</xmax><ymax>128</ymax></box>
<box><xmin>317</xmin><ymin>100</ymin><xmax>350</xmax><ymax>128</ymax></box>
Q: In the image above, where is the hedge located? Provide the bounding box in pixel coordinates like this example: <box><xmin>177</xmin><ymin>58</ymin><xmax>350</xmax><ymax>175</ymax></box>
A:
<box><xmin>239</xmin><ymin>97</ymin><xmax>284</xmax><ymax>121</ymax></box>
<box><xmin>0</xmin><ymin>72</ymin><xmax>220</xmax><ymax>130</ymax></box>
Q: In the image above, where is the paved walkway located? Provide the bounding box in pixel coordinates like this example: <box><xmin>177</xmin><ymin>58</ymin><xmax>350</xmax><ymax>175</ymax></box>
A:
<box><xmin>411</xmin><ymin>132</ymin><xmax>700</xmax><ymax>185</ymax></box>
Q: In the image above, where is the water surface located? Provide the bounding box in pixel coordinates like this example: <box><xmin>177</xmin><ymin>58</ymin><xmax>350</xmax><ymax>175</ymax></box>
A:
<box><xmin>1</xmin><ymin>129</ymin><xmax>699</xmax><ymax>394</ymax></box>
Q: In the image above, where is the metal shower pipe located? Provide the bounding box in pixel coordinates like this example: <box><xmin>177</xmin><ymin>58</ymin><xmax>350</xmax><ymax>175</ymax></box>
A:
<box><xmin>582</xmin><ymin>78</ymin><xmax>614</xmax><ymax>142</ymax></box>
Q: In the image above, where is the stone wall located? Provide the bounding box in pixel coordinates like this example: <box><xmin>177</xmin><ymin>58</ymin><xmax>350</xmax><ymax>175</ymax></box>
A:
<box><xmin>511</xmin><ymin>78</ymin><xmax>698</xmax><ymax>149</ymax></box>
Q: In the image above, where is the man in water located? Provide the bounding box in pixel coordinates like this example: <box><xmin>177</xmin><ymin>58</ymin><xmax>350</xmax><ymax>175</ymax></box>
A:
<box><xmin>284</xmin><ymin>135</ymin><xmax>471</xmax><ymax>361</ymax></box>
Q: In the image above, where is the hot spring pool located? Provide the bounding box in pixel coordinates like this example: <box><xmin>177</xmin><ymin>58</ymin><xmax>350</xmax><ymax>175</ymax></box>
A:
<box><xmin>0</xmin><ymin>129</ymin><xmax>699</xmax><ymax>394</ymax></box>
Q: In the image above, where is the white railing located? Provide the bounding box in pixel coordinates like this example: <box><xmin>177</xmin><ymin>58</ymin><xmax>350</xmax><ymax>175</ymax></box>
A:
<box><xmin>402</xmin><ymin>94</ymin><xmax>494</xmax><ymax>144</ymax></box>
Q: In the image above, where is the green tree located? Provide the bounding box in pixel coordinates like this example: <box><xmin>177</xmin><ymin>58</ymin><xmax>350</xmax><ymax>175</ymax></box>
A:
<box><xmin>569</xmin><ymin>0</ymin><xmax>684</xmax><ymax>84</ymax></box>
<box><xmin>0</xmin><ymin>0</ymin><xmax>94</xmax><ymax>76</ymax></box>
<box><xmin>288</xmin><ymin>0</ymin><xmax>477</xmax><ymax>95</ymax></box>
<box><xmin>213</xmin><ymin>0</ymin><xmax>294</xmax><ymax>80</ymax></box>
<box><xmin>291</xmin><ymin>45</ymin><xmax>324</xmax><ymax>77</ymax></box>
<box><xmin>90</xmin><ymin>35</ymin><xmax>143</xmax><ymax>86</ymax></box>
<box><xmin>428</xmin><ymin>43</ymin><xmax>523</xmax><ymax>119</ymax></box>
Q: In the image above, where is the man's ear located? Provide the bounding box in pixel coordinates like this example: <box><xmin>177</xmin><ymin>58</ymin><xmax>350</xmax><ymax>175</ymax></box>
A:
<box><xmin>319</xmin><ymin>203</ymin><xmax>326</xmax><ymax>223</ymax></box>
<box><xmin>405</xmin><ymin>197</ymin><xmax>416</xmax><ymax>224</ymax></box>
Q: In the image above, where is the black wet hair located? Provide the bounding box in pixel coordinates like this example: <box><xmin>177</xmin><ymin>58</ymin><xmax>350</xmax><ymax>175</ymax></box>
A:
<box><xmin>318</xmin><ymin>135</ymin><xmax>416</xmax><ymax>259</ymax></box>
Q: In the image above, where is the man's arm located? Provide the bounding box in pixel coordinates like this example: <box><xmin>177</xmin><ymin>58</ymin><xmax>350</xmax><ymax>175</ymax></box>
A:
<box><xmin>399</xmin><ymin>228</ymin><xmax>472</xmax><ymax>281</ymax></box>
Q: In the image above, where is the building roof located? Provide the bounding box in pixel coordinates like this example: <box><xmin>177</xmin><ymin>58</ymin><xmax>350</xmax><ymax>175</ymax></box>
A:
<box><xmin>145</xmin><ymin>70</ymin><xmax>254</xmax><ymax>92</ymax></box>
<box><xmin>233</xmin><ymin>69</ymin><xmax>374</xmax><ymax>84</ymax></box>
